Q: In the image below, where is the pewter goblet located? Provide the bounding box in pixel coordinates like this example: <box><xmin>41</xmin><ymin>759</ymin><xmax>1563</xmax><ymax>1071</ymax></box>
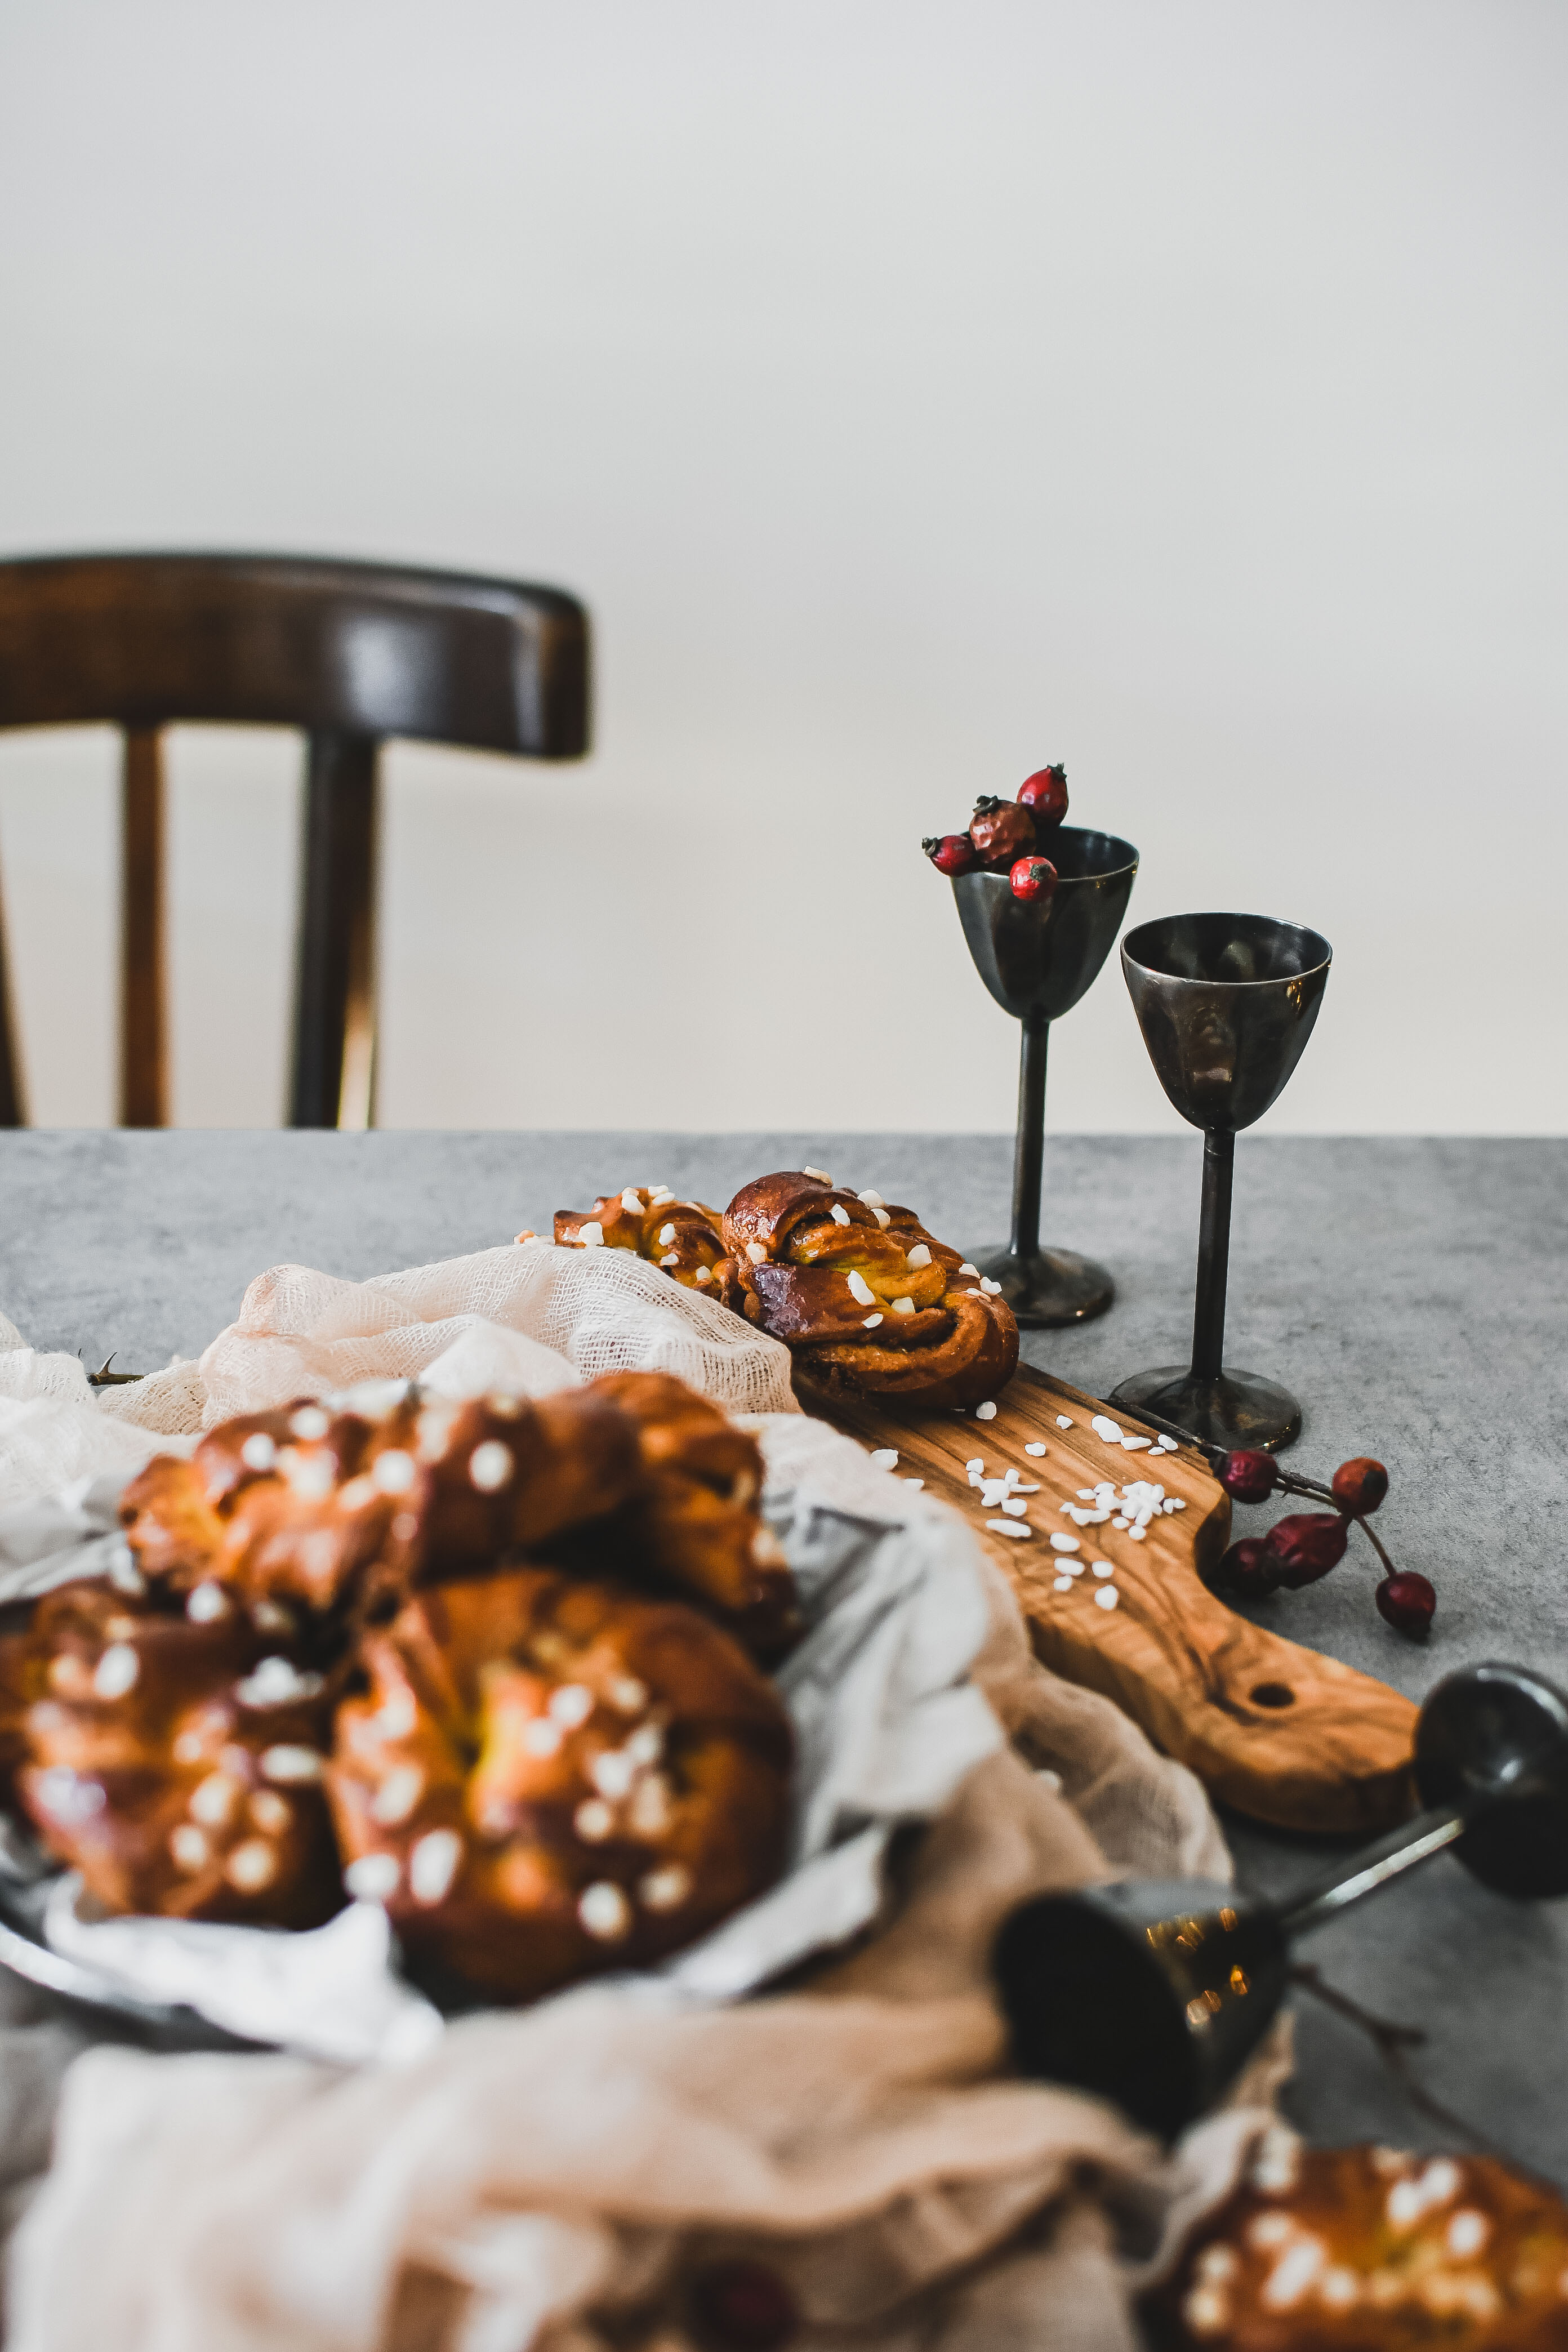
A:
<box><xmin>952</xmin><ymin>827</ymin><xmax>1139</xmax><ymax>1326</ymax></box>
<box><xmin>994</xmin><ymin>1662</ymin><xmax>1568</xmax><ymax>2138</ymax></box>
<box><xmin>1110</xmin><ymin>911</ymin><xmax>1331</xmax><ymax>1451</ymax></box>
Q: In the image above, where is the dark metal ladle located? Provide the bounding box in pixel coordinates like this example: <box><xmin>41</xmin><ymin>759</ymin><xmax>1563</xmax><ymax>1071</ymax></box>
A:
<box><xmin>994</xmin><ymin>1663</ymin><xmax>1568</xmax><ymax>2139</ymax></box>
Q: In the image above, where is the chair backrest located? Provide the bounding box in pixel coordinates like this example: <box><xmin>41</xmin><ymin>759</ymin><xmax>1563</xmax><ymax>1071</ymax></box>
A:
<box><xmin>0</xmin><ymin>552</ymin><xmax>591</xmax><ymax>1126</ymax></box>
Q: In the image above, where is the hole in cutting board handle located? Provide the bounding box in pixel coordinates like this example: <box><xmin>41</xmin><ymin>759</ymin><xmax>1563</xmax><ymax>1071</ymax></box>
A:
<box><xmin>1250</xmin><ymin>1682</ymin><xmax>1295</xmax><ymax>1709</ymax></box>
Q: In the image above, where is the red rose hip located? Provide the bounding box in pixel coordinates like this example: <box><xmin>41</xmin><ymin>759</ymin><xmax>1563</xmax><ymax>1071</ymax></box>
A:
<box><xmin>689</xmin><ymin>2259</ymin><xmax>800</xmax><ymax>2350</ymax></box>
<box><xmin>969</xmin><ymin>795</ymin><xmax>1036</xmax><ymax>867</ymax></box>
<box><xmin>922</xmin><ymin>832</ymin><xmax>979</xmax><ymax>877</ymax></box>
<box><xmin>1017</xmin><ymin>763</ymin><xmax>1068</xmax><ymax>827</ymax></box>
<box><xmin>1218</xmin><ymin>1449</ymin><xmax>1278</xmax><ymax>1505</ymax></box>
<box><xmin>1009</xmin><ymin>855</ymin><xmax>1057</xmax><ymax>905</ymax></box>
<box><xmin>1376</xmin><ymin>1571</ymin><xmax>1436</xmax><ymax>1636</ymax></box>
<box><xmin>1216</xmin><ymin>1536</ymin><xmax>1282</xmax><ymax>1597</ymax></box>
<box><xmin>1332</xmin><ymin>1456</ymin><xmax>1389</xmax><ymax>1515</ymax></box>
<box><xmin>1263</xmin><ymin>1511</ymin><xmax>1349</xmax><ymax>1588</ymax></box>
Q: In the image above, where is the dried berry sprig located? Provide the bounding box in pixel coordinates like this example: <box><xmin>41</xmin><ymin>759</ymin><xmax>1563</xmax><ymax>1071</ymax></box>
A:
<box><xmin>1211</xmin><ymin>1446</ymin><xmax>1436</xmax><ymax>1639</ymax></box>
<box><xmin>923</xmin><ymin>763</ymin><xmax>1070</xmax><ymax>898</ymax></box>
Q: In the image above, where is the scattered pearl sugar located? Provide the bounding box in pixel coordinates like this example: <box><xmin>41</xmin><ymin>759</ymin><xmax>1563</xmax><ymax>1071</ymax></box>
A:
<box><xmin>905</xmin><ymin>1242</ymin><xmax>932</xmax><ymax>1268</ymax></box>
<box><xmin>658</xmin><ymin>1223</ymin><xmax>676</xmax><ymax>1245</ymax></box>
<box><xmin>802</xmin><ymin>1166</ymin><xmax>832</xmax><ymax>1183</ymax></box>
<box><xmin>830</xmin><ymin>1204</ymin><xmax>852</xmax><ymax>1225</ymax></box>
<box><xmin>1112</xmin><ymin>1517</ymin><xmax>1129</xmax><ymax>1530</ymax></box>
<box><xmin>578</xmin><ymin>1881</ymin><xmax>632</xmax><ymax>1941</ymax></box>
<box><xmin>1053</xmin><ymin>1575</ymin><xmax>1074</xmax><ymax>1593</ymax></box>
<box><xmin>621</xmin><ymin>1189</ymin><xmax>644</xmax><ymax>1212</ymax></box>
<box><xmin>694</xmin><ymin>1267</ymin><xmax>712</xmax><ymax>1284</ymax></box>
<box><xmin>1026</xmin><ymin>1441</ymin><xmax>1048</xmax><ymax>1455</ymax></box>
<box><xmin>186</xmin><ymin>1581</ymin><xmax>230</xmax><ymax>1624</ymax></box>
<box><xmin>985</xmin><ymin>1519</ymin><xmax>1032</xmax><ymax>1539</ymax></box>
<box><xmin>1128</xmin><ymin>1526</ymin><xmax>1147</xmax><ymax>1541</ymax></box>
<box><xmin>240</xmin><ymin>1432</ymin><xmax>277</xmax><ymax>1472</ymax></box>
<box><xmin>580</xmin><ymin>1221</ymin><xmax>604</xmax><ymax>1246</ymax></box>
<box><xmin>1094</xmin><ymin>1586</ymin><xmax>1120</xmax><ymax>1611</ymax></box>
<box><xmin>979</xmin><ymin>1277</ymin><xmax>1002</xmax><ymax>1295</ymax></box>
<box><xmin>869</xmin><ymin>1449</ymin><xmax>898</xmax><ymax>1470</ymax></box>
<box><xmin>1091</xmin><ymin>1560</ymin><xmax>1113</xmax><ymax>1578</ymax></box>
<box><xmin>1121</xmin><ymin>1435</ymin><xmax>1153</xmax><ymax>1452</ymax></box>
<box><xmin>959</xmin><ymin>1262</ymin><xmax>979</xmax><ymax>1276</ymax></box>
<box><xmin>345</xmin><ymin>1852</ymin><xmax>400</xmax><ymax>1903</ymax></box>
<box><xmin>871</xmin><ymin>1206</ymin><xmax>892</xmax><ymax>1227</ymax></box>
<box><xmin>1049</xmin><ymin>1533</ymin><xmax>1080</xmax><ymax>1553</ymax></box>
<box><xmin>975</xmin><ymin>1401</ymin><xmax>997</xmax><ymax>1421</ymax></box>
<box><xmin>469</xmin><ymin>1441</ymin><xmax>514</xmax><ymax>1493</ymax></box>
<box><xmin>746</xmin><ymin>1241</ymin><xmax>767</xmax><ymax>1265</ymax></box>
<box><xmin>847</xmin><ymin>1269</ymin><xmax>875</xmax><ymax>1306</ymax></box>
<box><xmin>1054</xmin><ymin>1417</ymin><xmax>1073</xmax><ymax>1431</ymax></box>
<box><xmin>661</xmin><ymin>1252</ymin><xmax>678</xmax><ymax>1267</ymax></box>
<box><xmin>891</xmin><ymin>1296</ymin><xmax>916</xmax><ymax>1315</ymax></box>
<box><xmin>857</xmin><ymin>1190</ymin><xmax>885</xmax><ymax>1208</ymax></box>
<box><xmin>1090</xmin><ymin>1414</ymin><xmax>1123</xmax><ymax>1444</ymax></box>
<box><xmin>903</xmin><ymin>1478</ymin><xmax>924</xmax><ymax>1489</ymax></box>
<box><xmin>1000</xmin><ymin>1498</ymin><xmax>1028</xmax><ymax>1517</ymax></box>
<box><xmin>862</xmin><ymin>1312</ymin><xmax>884</xmax><ymax>1328</ymax></box>
<box><xmin>235</xmin><ymin>1656</ymin><xmax>324</xmax><ymax>1708</ymax></box>
<box><xmin>966</xmin><ymin>1458</ymin><xmax>985</xmax><ymax>1472</ymax></box>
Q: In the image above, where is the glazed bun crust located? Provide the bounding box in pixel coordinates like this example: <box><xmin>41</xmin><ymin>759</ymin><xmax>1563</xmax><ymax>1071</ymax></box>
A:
<box><xmin>721</xmin><ymin>1173</ymin><xmax>1019</xmax><ymax>1410</ymax></box>
<box><xmin>3</xmin><ymin>1580</ymin><xmax>340</xmax><ymax>1927</ymax></box>
<box><xmin>553</xmin><ymin>1184</ymin><xmax>729</xmax><ymax>1295</ymax></box>
<box><xmin>118</xmin><ymin>1388</ymin><xmax>645</xmax><ymax>1618</ymax></box>
<box><xmin>1146</xmin><ymin>2130</ymin><xmax>1568</xmax><ymax>2351</ymax></box>
<box><xmin>328</xmin><ymin>1567</ymin><xmax>792</xmax><ymax>2003</ymax></box>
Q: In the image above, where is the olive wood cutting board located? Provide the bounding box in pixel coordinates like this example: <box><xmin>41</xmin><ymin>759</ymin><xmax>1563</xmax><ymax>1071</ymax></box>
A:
<box><xmin>809</xmin><ymin>1362</ymin><xmax>1417</xmax><ymax>1836</ymax></box>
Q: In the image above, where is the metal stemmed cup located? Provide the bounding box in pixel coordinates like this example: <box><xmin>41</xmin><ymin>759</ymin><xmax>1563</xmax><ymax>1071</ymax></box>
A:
<box><xmin>952</xmin><ymin>827</ymin><xmax>1139</xmax><ymax>1327</ymax></box>
<box><xmin>993</xmin><ymin>1661</ymin><xmax>1568</xmax><ymax>2139</ymax></box>
<box><xmin>1110</xmin><ymin>911</ymin><xmax>1331</xmax><ymax>1451</ymax></box>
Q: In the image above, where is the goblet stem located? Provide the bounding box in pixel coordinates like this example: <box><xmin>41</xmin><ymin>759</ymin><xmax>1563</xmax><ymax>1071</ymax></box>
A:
<box><xmin>1008</xmin><ymin>1015</ymin><xmax>1049</xmax><ymax>1262</ymax></box>
<box><xmin>1191</xmin><ymin>1129</ymin><xmax>1234</xmax><ymax>1381</ymax></box>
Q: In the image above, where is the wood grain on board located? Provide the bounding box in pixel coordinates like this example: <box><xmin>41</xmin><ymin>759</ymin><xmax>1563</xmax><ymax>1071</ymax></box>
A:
<box><xmin>810</xmin><ymin>1361</ymin><xmax>1418</xmax><ymax>1836</ymax></box>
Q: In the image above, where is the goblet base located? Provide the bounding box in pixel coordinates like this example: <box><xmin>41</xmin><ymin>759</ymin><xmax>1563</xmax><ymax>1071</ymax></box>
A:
<box><xmin>970</xmin><ymin>1245</ymin><xmax>1114</xmax><ymax>1330</ymax></box>
<box><xmin>1108</xmin><ymin>1365</ymin><xmax>1302</xmax><ymax>1453</ymax></box>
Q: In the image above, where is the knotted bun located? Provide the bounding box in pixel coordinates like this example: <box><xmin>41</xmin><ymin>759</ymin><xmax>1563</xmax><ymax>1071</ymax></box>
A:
<box><xmin>1</xmin><ymin>1580</ymin><xmax>340</xmax><ymax>1927</ymax></box>
<box><xmin>721</xmin><ymin>1173</ymin><xmax>1018</xmax><ymax>1410</ymax></box>
<box><xmin>553</xmin><ymin>1183</ymin><xmax>730</xmax><ymax>1298</ymax></box>
<box><xmin>327</xmin><ymin>1568</ymin><xmax>792</xmax><ymax>2003</ymax></box>
<box><xmin>119</xmin><ymin>1388</ymin><xmax>644</xmax><ymax>1617</ymax></box>
<box><xmin>1145</xmin><ymin>2131</ymin><xmax>1568</xmax><ymax>2350</ymax></box>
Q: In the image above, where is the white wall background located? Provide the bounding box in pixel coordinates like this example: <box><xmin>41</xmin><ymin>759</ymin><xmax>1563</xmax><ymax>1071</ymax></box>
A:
<box><xmin>0</xmin><ymin>1</ymin><xmax>1563</xmax><ymax>1134</ymax></box>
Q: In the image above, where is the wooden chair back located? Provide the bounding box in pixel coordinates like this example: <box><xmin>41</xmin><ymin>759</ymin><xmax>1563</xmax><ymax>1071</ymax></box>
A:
<box><xmin>0</xmin><ymin>552</ymin><xmax>590</xmax><ymax>1126</ymax></box>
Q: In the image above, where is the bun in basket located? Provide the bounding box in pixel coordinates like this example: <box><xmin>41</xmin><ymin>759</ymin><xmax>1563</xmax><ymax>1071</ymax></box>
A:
<box><xmin>0</xmin><ymin>1580</ymin><xmax>341</xmax><ymax>1927</ymax></box>
<box><xmin>571</xmin><ymin>1371</ymin><xmax>801</xmax><ymax>1663</ymax></box>
<box><xmin>119</xmin><ymin>1387</ymin><xmax>644</xmax><ymax>1616</ymax></box>
<box><xmin>720</xmin><ymin>1172</ymin><xmax>1018</xmax><ymax>1409</ymax></box>
<box><xmin>327</xmin><ymin>1567</ymin><xmax>792</xmax><ymax>2003</ymax></box>
<box><xmin>1144</xmin><ymin>2128</ymin><xmax>1568</xmax><ymax>2350</ymax></box>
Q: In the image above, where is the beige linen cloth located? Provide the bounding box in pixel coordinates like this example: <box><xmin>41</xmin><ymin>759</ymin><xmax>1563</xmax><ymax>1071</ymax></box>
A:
<box><xmin>1</xmin><ymin>1245</ymin><xmax>1280</xmax><ymax>2352</ymax></box>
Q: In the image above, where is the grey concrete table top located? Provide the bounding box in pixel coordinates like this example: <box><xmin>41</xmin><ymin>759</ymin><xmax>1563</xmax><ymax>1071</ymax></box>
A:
<box><xmin>2</xmin><ymin>1130</ymin><xmax>1566</xmax><ymax>2182</ymax></box>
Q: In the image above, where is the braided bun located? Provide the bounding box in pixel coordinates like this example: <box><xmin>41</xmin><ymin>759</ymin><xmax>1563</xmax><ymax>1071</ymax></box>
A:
<box><xmin>119</xmin><ymin>1387</ymin><xmax>644</xmax><ymax>1616</ymax></box>
<box><xmin>577</xmin><ymin>1371</ymin><xmax>801</xmax><ymax>1663</ymax></box>
<box><xmin>721</xmin><ymin>1173</ymin><xmax>1018</xmax><ymax>1409</ymax></box>
<box><xmin>1145</xmin><ymin>2131</ymin><xmax>1568</xmax><ymax>2350</ymax></box>
<box><xmin>553</xmin><ymin>1183</ymin><xmax>730</xmax><ymax>1297</ymax></box>
<box><xmin>327</xmin><ymin>1569</ymin><xmax>792</xmax><ymax>2003</ymax></box>
<box><xmin>1</xmin><ymin>1580</ymin><xmax>340</xmax><ymax>1927</ymax></box>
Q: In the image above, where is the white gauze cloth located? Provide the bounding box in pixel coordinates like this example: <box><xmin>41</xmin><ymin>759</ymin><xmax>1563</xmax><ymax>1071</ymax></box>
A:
<box><xmin>0</xmin><ymin>1243</ymin><xmax>1259</xmax><ymax>2352</ymax></box>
